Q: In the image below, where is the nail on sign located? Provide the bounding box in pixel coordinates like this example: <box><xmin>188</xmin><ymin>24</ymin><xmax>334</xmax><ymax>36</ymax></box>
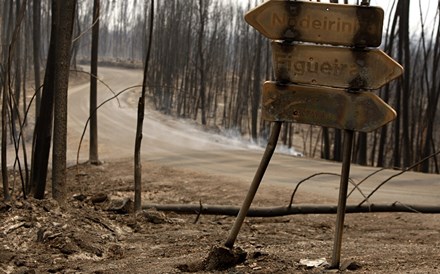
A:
<box><xmin>271</xmin><ymin>42</ymin><xmax>404</xmax><ymax>90</ymax></box>
<box><xmin>245</xmin><ymin>0</ymin><xmax>384</xmax><ymax>47</ymax></box>
<box><xmin>262</xmin><ymin>82</ymin><xmax>396</xmax><ymax>132</ymax></box>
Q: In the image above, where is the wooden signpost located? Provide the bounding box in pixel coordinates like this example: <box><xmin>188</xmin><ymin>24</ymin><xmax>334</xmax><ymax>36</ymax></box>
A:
<box><xmin>225</xmin><ymin>0</ymin><xmax>404</xmax><ymax>270</ymax></box>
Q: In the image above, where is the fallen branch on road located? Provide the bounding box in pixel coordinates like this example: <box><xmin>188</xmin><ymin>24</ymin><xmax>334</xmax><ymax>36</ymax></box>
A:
<box><xmin>142</xmin><ymin>203</ymin><xmax>440</xmax><ymax>217</ymax></box>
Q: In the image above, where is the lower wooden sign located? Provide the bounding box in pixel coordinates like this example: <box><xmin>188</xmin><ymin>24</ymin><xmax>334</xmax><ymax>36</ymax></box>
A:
<box><xmin>262</xmin><ymin>81</ymin><xmax>396</xmax><ymax>132</ymax></box>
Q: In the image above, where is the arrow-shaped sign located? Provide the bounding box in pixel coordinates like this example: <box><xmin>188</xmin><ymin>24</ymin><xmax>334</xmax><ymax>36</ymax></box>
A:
<box><xmin>271</xmin><ymin>42</ymin><xmax>403</xmax><ymax>90</ymax></box>
<box><xmin>262</xmin><ymin>82</ymin><xmax>396</xmax><ymax>132</ymax></box>
<box><xmin>245</xmin><ymin>0</ymin><xmax>384</xmax><ymax>47</ymax></box>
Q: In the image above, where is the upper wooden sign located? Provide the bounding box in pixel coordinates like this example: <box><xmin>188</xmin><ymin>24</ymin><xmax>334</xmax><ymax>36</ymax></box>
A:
<box><xmin>271</xmin><ymin>42</ymin><xmax>404</xmax><ymax>90</ymax></box>
<box><xmin>245</xmin><ymin>0</ymin><xmax>384</xmax><ymax>47</ymax></box>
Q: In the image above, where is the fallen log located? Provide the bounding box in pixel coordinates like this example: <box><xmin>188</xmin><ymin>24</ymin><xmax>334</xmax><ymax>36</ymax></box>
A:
<box><xmin>142</xmin><ymin>203</ymin><xmax>440</xmax><ymax>217</ymax></box>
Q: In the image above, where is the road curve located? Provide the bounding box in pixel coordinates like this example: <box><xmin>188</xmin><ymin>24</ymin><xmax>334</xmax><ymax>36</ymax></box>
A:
<box><xmin>67</xmin><ymin>66</ymin><xmax>440</xmax><ymax>206</ymax></box>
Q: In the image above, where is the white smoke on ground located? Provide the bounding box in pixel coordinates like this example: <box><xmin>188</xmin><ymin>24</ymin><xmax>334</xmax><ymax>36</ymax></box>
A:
<box><xmin>277</xmin><ymin>145</ymin><xmax>304</xmax><ymax>157</ymax></box>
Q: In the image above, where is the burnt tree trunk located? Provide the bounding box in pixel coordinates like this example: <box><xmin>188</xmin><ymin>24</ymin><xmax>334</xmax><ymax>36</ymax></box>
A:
<box><xmin>89</xmin><ymin>0</ymin><xmax>100</xmax><ymax>165</ymax></box>
<box><xmin>51</xmin><ymin>0</ymin><xmax>77</xmax><ymax>203</ymax></box>
<box><xmin>134</xmin><ymin>0</ymin><xmax>154</xmax><ymax>212</ymax></box>
<box><xmin>32</xmin><ymin>0</ymin><xmax>77</xmax><ymax>201</ymax></box>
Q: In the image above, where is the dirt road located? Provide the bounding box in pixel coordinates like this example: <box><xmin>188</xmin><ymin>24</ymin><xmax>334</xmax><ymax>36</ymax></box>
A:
<box><xmin>68</xmin><ymin>66</ymin><xmax>440</xmax><ymax>206</ymax></box>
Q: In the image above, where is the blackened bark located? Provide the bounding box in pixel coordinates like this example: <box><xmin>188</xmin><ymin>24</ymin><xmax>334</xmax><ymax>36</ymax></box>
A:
<box><xmin>356</xmin><ymin>132</ymin><xmax>367</xmax><ymax>165</ymax></box>
<box><xmin>32</xmin><ymin>0</ymin><xmax>77</xmax><ymax>201</ymax></box>
<box><xmin>251</xmin><ymin>35</ymin><xmax>262</xmax><ymax>143</ymax></box>
<box><xmin>322</xmin><ymin>128</ymin><xmax>330</xmax><ymax>160</ymax></box>
<box><xmin>33</xmin><ymin>0</ymin><xmax>41</xmax><ymax>117</ymax></box>
<box><xmin>134</xmin><ymin>0</ymin><xmax>154</xmax><ymax>211</ymax></box>
<box><xmin>31</xmin><ymin>22</ymin><xmax>57</xmax><ymax>199</ymax></box>
<box><xmin>52</xmin><ymin>0</ymin><xmax>77</xmax><ymax>203</ymax></box>
<box><xmin>399</xmin><ymin>0</ymin><xmax>411</xmax><ymax>168</ymax></box>
<box><xmin>197</xmin><ymin>0</ymin><xmax>208</xmax><ymax>125</ymax></box>
<box><xmin>89</xmin><ymin>0</ymin><xmax>100</xmax><ymax>164</ymax></box>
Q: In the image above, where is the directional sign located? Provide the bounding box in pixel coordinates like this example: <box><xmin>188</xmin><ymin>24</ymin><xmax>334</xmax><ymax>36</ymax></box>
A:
<box><xmin>245</xmin><ymin>0</ymin><xmax>384</xmax><ymax>47</ymax></box>
<box><xmin>271</xmin><ymin>42</ymin><xmax>403</xmax><ymax>90</ymax></box>
<box><xmin>262</xmin><ymin>82</ymin><xmax>396</xmax><ymax>132</ymax></box>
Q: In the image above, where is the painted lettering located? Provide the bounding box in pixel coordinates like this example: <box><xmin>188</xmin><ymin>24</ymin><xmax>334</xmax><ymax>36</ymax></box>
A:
<box><xmin>320</xmin><ymin>62</ymin><xmax>332</xmax><ymax>75</ymax></box>
<box><xmin>274</xmin><ymin>53</ymin><xmax>364</xmax><ymax>79</ymax></box>
<box><xmin>272</xmin><ymin>13</ymin><xmax>287</xmax><ymax>26</ymax></box>
<box><xmin>312</xmin><ymin>20</ymin><xmax>321</xmax><ymax>29</ymax></box>
<box><xmin>271</xmin><ymin>14</ymin><xmax>358</xmax><ymax>35</ymax></box>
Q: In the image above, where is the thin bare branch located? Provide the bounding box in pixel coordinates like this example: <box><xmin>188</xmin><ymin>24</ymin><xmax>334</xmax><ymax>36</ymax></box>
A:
<box><xmin>288</xmin><ymin>172</ymin><xmax>369</xmax><ymax>209</ymax></box>
<box><xmin>76</xmin><ymin>84</ymin><xmax>143</xmax><ymax>166</ymax></box>
<box><xmin>358</xmin><ymin>150</ymin><xmax>440</xmax><ymax>206</ymax></box>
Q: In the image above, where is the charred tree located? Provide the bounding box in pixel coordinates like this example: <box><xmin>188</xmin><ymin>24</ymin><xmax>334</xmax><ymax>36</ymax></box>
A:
<box><xmin>399</xmin><ymin>0</ymin><xmax>411</xmax><ymax>168</ymax></box>
<box><xmin>31</xmin><ymin>0</ymin><xmax>77</xmax><ymax>201</ymax></box>
<box><xmin>251</xmin><ymin>34</ymin><xmax>262</xmax><ymax>143</ymax></box>
<box><xmin>51</xmin><ymin>0</ymin><xmax>77</xmax><ymax>203</ymax></box>
<box><xmin>134</xmin><ymin>0</ymin><xmax>154</xmax><ymax>212</ymax></box>
<box><xmin>89</xmin><ymin>0</ymin><xmax>100</xmax><ymax>165</ymax></box>
<box><xmin>33</xmin><ymin>0</ymin><xmax>41</xmax><ymax>117</ymax></box>
<box><xmin>196</xmin><ymin>0</ymin><xmax>209</xmax><ymax>125</ymax></box>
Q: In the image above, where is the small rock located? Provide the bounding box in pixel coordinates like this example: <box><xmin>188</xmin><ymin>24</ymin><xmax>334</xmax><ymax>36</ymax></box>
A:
<box><xmin>299</xmin><ymin>258</ymin><xmax>329</xmax><ymax>268</ymax></box>
<box><xmin>176</xmin><ymin>261</ymin><xmax>204</xmax><ymax>273</ymax></box>
<box><xmin>91</xmin><ymin>193</ymin><xmax>108</xmax><ymax>204</ymax></box>
<box><xmin>141</xmin><ymin>209</ymin><xmax>168</xmax><ymax>224</ymax></box>
<box><xmin>75</xmin><ymin>238</ymin><xmax>103</xmax><ymax>257</ymax></box>
<box><xmin>14</xmin><ymin>201</ymin><xmax>24</xmax><ymax>208</ymax></box>
<box><xmin>169</xmin><ymin>217</ymin><xmax>186</xmax><ymax>224</ymax></box>
<box><xmin>108</xmin><ymin>244</ymin><xmax>124</xmax><ymax>259</ymax></box>
<box><xmin>341</xmin><ymin>260</ymin><xmax>362</xmax><ymax>271</ymax></box>
<box><xmin>106</xmin><ymin>198</ymin><xmax>133</xmax><ymax>214</ymax></box>
<box><xmin>51</xmin><ymin>238</ymin><xmax>78</xmax><ymax>255</ymax></box>
<box><xmin>0</xmin><ymin>249</ymin><xmax>15</xmax><ymax>263</ymax></box>
<box><xmin>59</xmin><ymin>242</ymin><xmax>78</xmax><ymax>255</ymax></box>
<box><xmin>203</xmin><ymin>245</ymin><xmax>247</xmax><ymax>271</ymax></box>
<box><xmin>323</xmin><ymin>269</ymin><xmax>339</xmax><ymax>273</ymax></box>
<box><xmin>0</xmin><ymin>201</ymin><xmax>11</xmax><ymax>213</ymax></box>
<box><xmin>13</xmin><ymin>267</ymin><xmax>36</xmax><ymax>274</ymax></box>
<box><xmin>251</xmin><ymin>250</ymin><xmax>268</xmax><ymax>260</ymax></box>
<box><xmin>72</xmin><ymin>194</ymin><xmax>87</xmax><ymax>201</ymax></box>
<box><xmin>48</xmin><ymin>266</ymin><xmax>65</xmax><ymax>273</ymax></box>
<box><xmin>36</xmin><ymin>228</ymin><xmax>45</xmax><ymax>242</ymax></box>
<box><xmin>14</xmin><ymin>258</ymin><xmax>26</xmax><ymax>267</ymax></box>
<box><xmin>42</xmin><ymin>199</ymin><xmax>61</xmax><ymax>215</ymax></box>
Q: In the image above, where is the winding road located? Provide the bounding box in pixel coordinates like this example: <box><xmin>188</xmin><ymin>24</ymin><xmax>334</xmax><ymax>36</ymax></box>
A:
<box><xmin>67</xmin><ymin>66</ymin><xmax>440</xmax><ymax>206</ymax></box>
